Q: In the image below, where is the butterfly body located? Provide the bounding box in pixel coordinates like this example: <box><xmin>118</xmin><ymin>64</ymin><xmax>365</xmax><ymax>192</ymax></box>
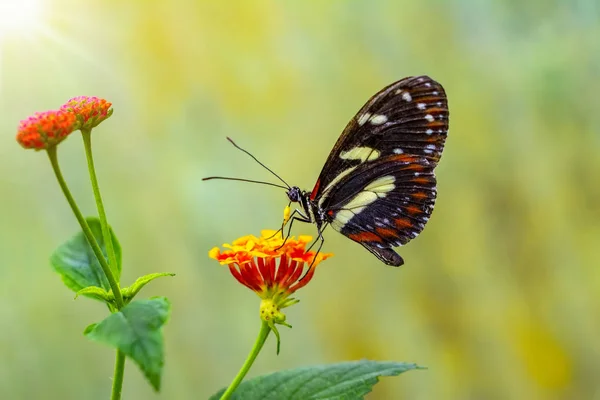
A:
<box><xmin>286</xmin><ymin>75</ymin><xmax>449</xmax><ymax>266</ymax></box>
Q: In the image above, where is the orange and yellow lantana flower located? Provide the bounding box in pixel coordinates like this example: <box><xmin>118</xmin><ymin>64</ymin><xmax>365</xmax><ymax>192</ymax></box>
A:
<box><xmin>209</xmin><ymin>230</ymin><xmax>333</xmax><ymax>326</ymax></box>
<box><xmin>16</xmin><ymin>110</ymin><xmax>77</xmax><ymax>150</ymax></box>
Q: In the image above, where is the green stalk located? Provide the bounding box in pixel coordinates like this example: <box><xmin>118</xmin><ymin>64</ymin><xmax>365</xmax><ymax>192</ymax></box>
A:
<box><xmin>48</xmin><ymin>144</ymin><xmax>126</xmax><ymax>400</ymax></box>
<box><xmin>111</xmin><ymin>350</ymin><xmax>126</xmax><ymax>400</ymax></box>
<box><xmin>47</xmin><ymin>146</ymin><xmax>123</xmax><ymax>308</ymax></box>
<box><xmin>80</xmin><ymin>129</ymin><xmax>126</xmax><ymax>400</ymax></box>
<box><xmin>80</xmin><ymin>128</ymin><xmax>122</xmax><ymax>305</ymax></box>
<box><xmin>220</xmin><ymin>321</ymin><xmax>271</xmax><ymax>400</ymax></box>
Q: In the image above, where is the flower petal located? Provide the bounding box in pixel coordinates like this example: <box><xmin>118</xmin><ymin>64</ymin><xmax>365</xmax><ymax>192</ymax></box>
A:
<box><xmin>209</xmin><ymin>230</ymin><xmax>333</xmax><ymax>301</ymax></box>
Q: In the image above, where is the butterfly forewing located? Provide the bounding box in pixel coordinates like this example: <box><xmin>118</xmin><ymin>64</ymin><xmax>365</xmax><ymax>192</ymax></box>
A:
<box><xmin>311</xmin><ymin>76</ymin><xmax>448</xmax><ymax>266</ymax></box>
<box><xmin>310</xmin><ymin>76</ymin><xmax>448</xmax><ymax>202</ymax></box>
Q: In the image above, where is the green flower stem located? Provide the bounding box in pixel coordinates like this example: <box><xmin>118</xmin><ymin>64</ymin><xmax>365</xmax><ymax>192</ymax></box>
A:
<box><xmin>220</xmin><ymin>321</ymin><xmax>271</xmax><ymax>400</ymax></box>
<box><xmin>48</xmin><ymin>145</ymin><xmax>126</xmax><ymax>400</ymax></box>
<box><xmin>46</xmin><ymin>147</ymin><xmax>124</xmax><ymax>308</ymax></box>
<box><xmin>111</xmin><ymin>350</ymin><xmax>126</xmax><ymax>399</ymax></box>
<box><xmin>79</xmin><ymin>129</ymin><xmax>127</xmax><ymax>400</ymax></box>
<box><xmin>81</xmin><ymin>129</ymin><xmax>122</xmax><ymax>305</ymax></box>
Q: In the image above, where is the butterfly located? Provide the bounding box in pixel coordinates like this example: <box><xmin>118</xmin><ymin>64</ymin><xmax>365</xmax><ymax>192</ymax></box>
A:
<box><xmin>205</xmin><ymin>76</ymin><xmax>448</xmax><ymax>266</ymax></box>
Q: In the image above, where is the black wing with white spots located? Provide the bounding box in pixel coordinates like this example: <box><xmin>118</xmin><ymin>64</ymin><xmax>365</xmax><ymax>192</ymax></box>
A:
<box><xmin>308</xmin><ymin>76</ymin><xmax>449</xmax><ymax>266</ymax></box>
<box><xmin>309</xmin><ymin>76</ymin><xmax>448</xmax><ymax>202</ymax></box>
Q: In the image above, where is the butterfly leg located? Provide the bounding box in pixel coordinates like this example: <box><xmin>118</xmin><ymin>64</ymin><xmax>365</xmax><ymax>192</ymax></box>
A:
<box><xmin>275</xmin><ymin>209</ymin><xmax>311</xmax><ymax>250</ymax></box>
<box><xmin>266</xmin><ymin>222</ymin><xmax>286</xmax><ymax>240</ymax></box>
<box><xmin>300</xmin><ymin>224</ymin><xmax>327</xmax><ymax>279</ymax></box>
<box><xmin>305</xmin><ymin>222</ymin><xmax>327</xmax><ymax>253</ymax></box>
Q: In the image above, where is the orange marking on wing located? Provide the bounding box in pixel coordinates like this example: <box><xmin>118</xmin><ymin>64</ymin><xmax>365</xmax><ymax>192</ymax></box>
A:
<box><xmin>412</xmin><ymin>177</ymin><xmax>431</xmax><ymax>185</ymax></box>
<box><xmin>327</xmin><ymin>210</ymin><xmax>334</xmax><ymax>217</ymax></box>
<box><xmin>405</xmin><ymin>205</ymin><xmax>421</xmax><ymax>214</ymax></box>
<box><xmin>420</xmin><ymin>95</ymin><xmax>444</xmax><ymax>100</ymax></box>
<box><xmin>310</xmin><ymin>179</ymin><xmax>321</xmax><ymax>201</ymax></box>
<box><xmin>426</xmin><ymin>121</ymin><xmax>446</xmax><ymax>128</ymax></box>
<box><xmin>425</xmin><ymin>107</ymin><xmax>446</xmax><ymax>114</ymax></box>
<box><xmin>390</xmin><ymin>154</ymin><xmax>420</xmax><ymax>163</ymax></box>
<box><xmin>348</xmin><ymin>232</ymin><xmax>383</xmax><ymax>243</ymax></box>
<box><xmin>395</xmin><ymin>218</ymin><xmax>412</xmax><ymax>228</ymax></box>
<box><xmin>404</xmin><ymin>163</ymin><xmax>425</xmax><ymax>171</ymax></box>
<box><xmin>412</xmin><ymin>192</ymin><xmax>428</xmax><ymax>200</ymax></box>
<box><xmin>376</xmin><ymin>227</ymin><xmax>397</xmax><ymax>238</ymax></box>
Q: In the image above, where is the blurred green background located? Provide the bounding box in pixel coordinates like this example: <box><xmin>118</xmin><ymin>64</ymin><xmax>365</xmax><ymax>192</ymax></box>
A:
<box><xmin>1</xmin><ymin>0</ymin><xmax>599</xmax><ymax>399</ymax></box>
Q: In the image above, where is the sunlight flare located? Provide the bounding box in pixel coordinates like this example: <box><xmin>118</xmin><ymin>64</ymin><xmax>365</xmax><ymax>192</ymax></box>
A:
<box><xmin>0</xmin><ymin>0</ymin><xmax>44</xmax><ymax>41</ymax></box>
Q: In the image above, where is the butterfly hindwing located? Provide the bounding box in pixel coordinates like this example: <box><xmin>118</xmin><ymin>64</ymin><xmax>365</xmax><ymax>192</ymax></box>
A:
<box><xmin>320</xmin><ymin>154</ymin><xmax>437</xmax><ymax>266</ymax></box>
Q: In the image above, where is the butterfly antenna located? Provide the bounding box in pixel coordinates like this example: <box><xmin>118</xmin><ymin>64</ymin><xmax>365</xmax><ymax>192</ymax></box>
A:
<box><xmin>201</xmin><ymin>176</ymin><xmax>289</xmax><ymax>190</ymax></box>
<box><xmin>226</xmin><ymin>137</ymin><xmax>291</xmax><ymax>189</ymax></box>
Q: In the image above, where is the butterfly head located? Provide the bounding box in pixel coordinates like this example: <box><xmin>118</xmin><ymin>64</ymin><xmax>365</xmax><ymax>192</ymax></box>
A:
<box><xmin>286</xmin><ymin>186</ymin><xmax>303</xmax><ymax>203</ymax></box>
<box><xmin>286</xmin><ymin>186</ymin><xmax>320</xmax><ymax>226</ymax></box>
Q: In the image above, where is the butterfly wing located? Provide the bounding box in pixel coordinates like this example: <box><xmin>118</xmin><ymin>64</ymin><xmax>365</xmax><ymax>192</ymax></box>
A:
<box><xmin>320</xmin><ymin>154</ymin><xmax>437</xmax><ymax>266</ymax></box>
<box><xmin>311</xmin><ymin>76</ymin><xmax>448</xmax><ymax>265</ymax></box>
<box><xmin>310</xmin><ymin>76</ymin><xmax>448</xmax><ymax>202</ymax></box>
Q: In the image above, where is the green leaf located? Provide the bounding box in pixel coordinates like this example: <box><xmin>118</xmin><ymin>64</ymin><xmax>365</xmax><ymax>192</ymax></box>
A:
<box><xmin>75</xmin><ymin>286</ymin><xmax>113</xmax><ymax>303</ymax></box>
<box><xmin>83</xmin><ymin>323</ymin><xmax>98</xmax><ymax>335</ymax></box>
<box><xmin>122</xmin><ymin>273</ymin><xmax>175</xmax><ymax>302</ymax></box>
<box><xmin>84</xmin><ymin>297</ymin><xmax>171</xmax><ymax>392</ymax></box>
<box><xmin>210</xmin><ymin>360</ymin><xmax>422</xmax><ymax>400</ymax></box>
<box><xmin>50</xmin><ymin>217</ymin><xmax>122</xmax><ymax>297</ymax></box>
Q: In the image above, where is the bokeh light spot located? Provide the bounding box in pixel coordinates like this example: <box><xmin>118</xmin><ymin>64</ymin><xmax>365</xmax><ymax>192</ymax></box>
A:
<box><xmin>0</xmin><ymin>0</ymin><xmax>43</xmax><ymax>41</ymax></box>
